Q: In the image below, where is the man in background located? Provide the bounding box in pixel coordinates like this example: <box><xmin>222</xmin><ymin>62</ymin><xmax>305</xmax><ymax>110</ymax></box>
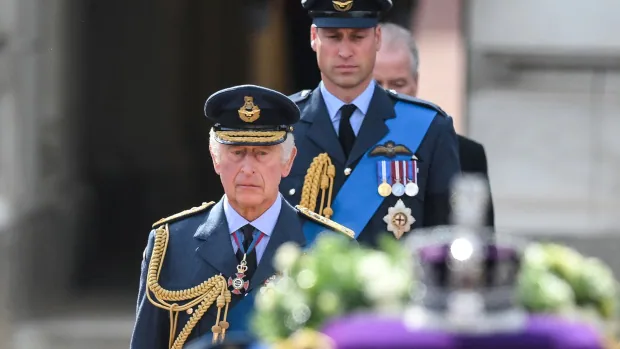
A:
<box><xmin>373</xmin><ymin>22</ymin><xmax>495</xmax><ymax>228</ymax></box>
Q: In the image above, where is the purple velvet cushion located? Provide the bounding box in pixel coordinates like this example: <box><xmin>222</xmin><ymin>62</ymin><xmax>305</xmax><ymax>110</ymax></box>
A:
<box><xmin>322</xmin><ymin>314</ymin><xmax>604</xmax><ymax>349</ymax></box>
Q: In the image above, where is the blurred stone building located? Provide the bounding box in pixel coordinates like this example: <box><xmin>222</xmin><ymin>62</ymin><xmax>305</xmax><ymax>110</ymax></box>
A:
<box><xmin>1</xmin><ymin>0</ymin><xmax>619</xmax><ymax>347</ymax></box>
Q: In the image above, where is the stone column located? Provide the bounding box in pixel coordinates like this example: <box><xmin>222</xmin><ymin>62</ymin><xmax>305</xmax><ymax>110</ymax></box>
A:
<box><xmin>1</xmin><ymin>0</ymin><xmax>79</xmax><ymax>332</ymax></box>
<box><xmin>0</xmin><ymin>0</ymin><xmax>17</xmax><ymax>346</ymax></box>
<box><xmin>0</xmin><ymin>207</ymin><xmax>10</xmax><ymax>349</ymax></box>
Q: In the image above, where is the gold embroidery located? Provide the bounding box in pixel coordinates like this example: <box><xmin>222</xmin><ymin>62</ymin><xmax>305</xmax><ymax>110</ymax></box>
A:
<box><xmin>152</xmin><ymin>201</ymin><xmax>215</xmax><ymax>228</ymax></box>
<box><xmin>296</xmin><ymin>205</ymin><xmax>355</xmax><ymax>239</ymax></box>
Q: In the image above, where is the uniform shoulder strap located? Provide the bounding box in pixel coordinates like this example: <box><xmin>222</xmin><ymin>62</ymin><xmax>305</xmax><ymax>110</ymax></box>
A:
<box><xmin>152</xmin><ymin>201</ymin><xmax>216</xmax><ymax>228</ymax></box>
<box><xmin>289</xmin><ymin>89</ymin><xmax>312</xmax><ymax>104</ymax></box>
<box><xmin>296</xmin><ymin>205</ymin><xmax>355</xmax><ymax>239</ymax></box>
<box><xmin>385</xmin><ymin>88</ymin><xmax>448</xmax><ymax>118</ymax></box>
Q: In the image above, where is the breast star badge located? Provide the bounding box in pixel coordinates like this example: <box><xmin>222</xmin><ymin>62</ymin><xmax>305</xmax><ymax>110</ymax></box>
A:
<box><xmin>383</xmin><ymin>199</ymin><xmax>415</xmax><ymax>239</ymax></box>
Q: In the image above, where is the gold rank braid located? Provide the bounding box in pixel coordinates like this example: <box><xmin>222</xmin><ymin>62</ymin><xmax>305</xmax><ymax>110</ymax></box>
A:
<box><xmin>299</xmin><ymin>153</ymin><xmax>336</xmax><ymax>218</ymax></box>
<box><xmin>146</xmin><ymin>224</ymin><xmax>232</xmax><ymax>349</ymax></box>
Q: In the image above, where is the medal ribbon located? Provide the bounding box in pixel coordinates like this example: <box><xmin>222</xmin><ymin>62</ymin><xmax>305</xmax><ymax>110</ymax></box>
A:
<box><xmin>407</xmin><ymin>160</ymin><xmax>417</xmax><ymax>183</ymax></box>
<box><xmin>232</xmin><ymin>229</ymin><xmax>265</xmax><ymax>256</ymax></box>
<box><xmin>376</xmin><ymin>160</ymin><xmax>391</xmax><ymax>185</ymax></box>
<box><xmin>392</xmin><ymin>160</ymin><xmax>401</xmax><ymax>184</ymax></box>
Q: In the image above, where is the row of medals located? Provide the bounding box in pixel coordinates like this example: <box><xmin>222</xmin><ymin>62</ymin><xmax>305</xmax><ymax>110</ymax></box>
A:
<box><xmin>379</xmin><ymin>179</ymin><xmax>419</xmax><ymax>197</ymax></box>
<box><xmin>378</xmin><ymin>160</ymin><xmax>419</xmax><ymax>197</ymax></box>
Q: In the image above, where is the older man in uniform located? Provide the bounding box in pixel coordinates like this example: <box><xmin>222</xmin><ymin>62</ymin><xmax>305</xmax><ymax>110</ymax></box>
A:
<box><xmin>129</xmin><ymin>85</ymin><xmax>353</xmax><ymax>349</ymax></box>
<box><xmin>373</xmin><ymin>22</ymin><xmax>495</xmax><ymax>228</ymax></box>
<box><xmin>281</xmin><ymin>0</ymin><xmax>461</xmax><ymax>247</ymax></box>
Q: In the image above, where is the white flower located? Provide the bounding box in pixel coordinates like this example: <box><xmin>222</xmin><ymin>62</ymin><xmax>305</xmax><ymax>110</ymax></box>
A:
<box><xmin>255</xmin><ymin>287</ymin><xmax>277</xmax><ymax>312</ymax></box>
<box><xmin>356</xmin><ymin>252</ymin><xmax>411</xmax><ymax>306</ymax></box>
<box><xmin>273</xmin><ymin>242</ymin><xmax>302</xmax><ymax>272</ymax></box>
<box><xmin>356</xmin><ymin>252</ymin><xmax>392</xmax><ymax>283</ymax></box>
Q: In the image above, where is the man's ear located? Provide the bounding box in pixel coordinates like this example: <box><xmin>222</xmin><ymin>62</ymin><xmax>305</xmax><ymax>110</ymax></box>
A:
<box><xmin>375</xmin><ymin>25</ymin><xmax>382</xmax><ymax>52</ymax></box>
<box><xmin>310</xmin><ymin>25</ymin><xmax>318</xmax><ymax>52</ymax></box>
<box><xmin>210</xmin><ymin>147</ymin><xmax>221</xmax><ymax>175</ymax></box>
<box><xmin>281</xmin><ymin>146</ymin><xmax>298</xmax><ymax>178</ymax></box>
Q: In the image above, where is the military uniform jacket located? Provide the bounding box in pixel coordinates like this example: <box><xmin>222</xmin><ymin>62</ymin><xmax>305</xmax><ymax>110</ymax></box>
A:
<box><xmin>129</xmin><ymin>197</ymin><xmax>309</xmax><ymax>349</ymax></box>
<box><xmin>457</xmin><ymin>134</ymin><xmax>495</xmax><ymax>228</ymax></box>
<box><xmin>281</xmin><ymin>84</ymin><xmax>461</xmax><ymax>246</ymax></box>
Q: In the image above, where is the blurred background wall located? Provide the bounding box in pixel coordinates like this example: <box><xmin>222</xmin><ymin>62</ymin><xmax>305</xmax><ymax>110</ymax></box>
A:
<box><xmin>1</xmin><ymin>0</ymin><xmax>620</xmax><ymax>347</ymax></box>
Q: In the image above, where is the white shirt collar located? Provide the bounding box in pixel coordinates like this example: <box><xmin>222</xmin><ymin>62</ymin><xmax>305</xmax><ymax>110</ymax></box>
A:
<box><xmin>319</xmin><ymin>79</ymin><xmax>376</xmax><ymax>122</ymax></box>
<box><xmin>223</xmin><ymin>194</ymin><xmax>282</xmax><ymax>236</ymax></box>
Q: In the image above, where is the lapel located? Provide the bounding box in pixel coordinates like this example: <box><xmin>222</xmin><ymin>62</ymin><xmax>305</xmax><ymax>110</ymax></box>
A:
<box><xmin>194</xmin><ymin>198</ymin><xmax>238</xmax><ymax>276</ymax></box>
<box><xmin>249</xmin><ymin>199</ymin><xmax>307</xmax><ymax>291</ymax></box>
<box><xmin>347</xmin><ymin>86</ymin><xmax>396</xmax><ymax>166</ymax></box>
<box><xmin>301</xmin><ymin>86</ymin><xmax>347</xmax><ymax>165</ymax></box>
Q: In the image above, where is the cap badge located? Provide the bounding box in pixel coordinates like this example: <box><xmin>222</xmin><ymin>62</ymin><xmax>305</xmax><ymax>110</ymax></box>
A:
<box><xmin>333</xmin><ymin>0</ymin><xmax>353</xmax><ymax>12</ymax></box>
<box><xmin>238</xmin><ymin>96</ymin><xmax>261</xmax><ymax>123</ymax></box>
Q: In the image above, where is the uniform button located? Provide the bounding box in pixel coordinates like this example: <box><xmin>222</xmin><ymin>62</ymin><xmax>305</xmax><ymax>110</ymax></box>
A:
<box><xmin>344</xmin><ymin>168</ymin><xmax>352</xmax><ymax>176</ymax></box>
<box><xmin>187</xmin><ymin>308</ymin><xmax>194</xmax><ymax>315</ymax></box>
<box><xmin>288</xmin><ymin>188</ymin><xmax>296</xmax><ymax>196</ymax></box>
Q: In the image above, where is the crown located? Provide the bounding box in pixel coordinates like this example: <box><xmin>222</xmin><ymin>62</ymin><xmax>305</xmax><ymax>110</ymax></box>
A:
<box><xmin>404</xmin><ymin>175</ymin><xmax>526</xmax><ymax>333</ymax></box>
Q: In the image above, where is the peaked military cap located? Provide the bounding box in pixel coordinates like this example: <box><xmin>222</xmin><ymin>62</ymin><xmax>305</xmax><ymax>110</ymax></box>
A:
<box><xmin>204</xmin><ymin>85</ymin><xmax>300</xmax><ymax>146</ymax></box>
<box><xmin>302</xmin><ymin>0</ymin><xmax>393</xmax><ymax>28</ymax></box>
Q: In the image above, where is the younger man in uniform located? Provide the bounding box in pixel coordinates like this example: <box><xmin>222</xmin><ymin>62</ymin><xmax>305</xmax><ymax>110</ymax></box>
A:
<box><xmin>281</xmin><ymin>0</ymin><xmax>461</xmax><ymax>246</ymax></box>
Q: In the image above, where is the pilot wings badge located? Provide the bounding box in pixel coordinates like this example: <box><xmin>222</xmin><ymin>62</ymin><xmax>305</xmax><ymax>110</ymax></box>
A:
<box><xmin>383</xmin><ymin>199</ymin><xmax>415</xmax><ymax>239</ymax></box>
<box><xmin>369</xmin><ymin>141</ymin><xmax>413</xmax><ymax>159</ymax></box>
<box><xmin>333</xmin><ymin>0</ymin><xmax>353</xmax><ymax>11</ymax></box>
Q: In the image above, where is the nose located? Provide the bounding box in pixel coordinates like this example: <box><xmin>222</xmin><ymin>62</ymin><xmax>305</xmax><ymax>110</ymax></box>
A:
<box><xmin>239</xmin><ymin>156</ymin><xmax>256</xmax><ymax>175</ymax></box>
<box><xmin>338</xmin><ymin>42</ymin><xmax>353</xmax><ymax>59</ymax></box>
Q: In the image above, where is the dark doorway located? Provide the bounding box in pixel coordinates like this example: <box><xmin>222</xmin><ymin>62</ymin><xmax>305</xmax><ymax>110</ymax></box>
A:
<box><xmin>284</xmin><ymin>1</ymin><xmax>321</xmax><ymax>93</ymax></box>
<box><xmin>71</xmin><ymin>0</ymin><xmax>253</xmax><ymax>295</ymax></box>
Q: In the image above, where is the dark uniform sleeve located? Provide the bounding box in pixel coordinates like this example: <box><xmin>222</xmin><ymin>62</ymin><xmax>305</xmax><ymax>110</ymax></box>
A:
<box><xmin>477</xmin><ymin>144</ymin><xmax>495</xmax><ymax>228</ymax></box>
<box><xmin>423</xmin><ymin>115</ymin><xmax>461</xmax><ymax>227</ymax></box>
<box><xmin>130</xmin><ymin>229</ymin><xmax>169</xmax><ymax>349</ymax></box>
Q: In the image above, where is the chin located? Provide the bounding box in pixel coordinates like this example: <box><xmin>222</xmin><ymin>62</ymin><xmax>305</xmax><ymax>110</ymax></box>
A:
<box><xmin>333</xmin><ymin>75</ymin><xmax>365</xmax><ymax>89</ymax></box>
<box><xmin>235</xmin><ymin>192</ymin><xmax>264</xmax><ymax>207</ymax></box>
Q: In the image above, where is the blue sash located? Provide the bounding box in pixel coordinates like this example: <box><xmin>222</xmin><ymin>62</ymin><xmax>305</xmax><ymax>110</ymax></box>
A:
<box><xmin>303</xmin><ymin>101</ymin><xmax>436</xmax><ymax>240</ymax></box>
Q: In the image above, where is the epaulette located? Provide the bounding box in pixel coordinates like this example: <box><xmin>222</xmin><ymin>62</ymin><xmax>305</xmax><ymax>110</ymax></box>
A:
<box><xmin>295</xmin><ymin>205</ymin><xmax>355</xmax><ymax>239</ymax></box>
<box><xmin>288</xmin><ymin>89</ymin><xmax>312</xmax><ymax>104</ymax></box>
<box><xmin>152</xmin><ymin>201</ymin><xmax>215</xmax><ymax>228</ymax></box>
<box><xmin>386</xmin><ymin>88</ymin><xmax>449</xmax><ymax>117</ymax></box>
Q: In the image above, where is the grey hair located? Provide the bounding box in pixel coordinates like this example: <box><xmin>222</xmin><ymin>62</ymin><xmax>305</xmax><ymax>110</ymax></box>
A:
<box><xmin>380</xmin><ymin>22</ymin><xmax>420</xmax><ymax>76</ymax></box>
<box><xmin>209</xmin><ymin>128</ymin><xmax>296</xmax><ymax>165</ymax></box>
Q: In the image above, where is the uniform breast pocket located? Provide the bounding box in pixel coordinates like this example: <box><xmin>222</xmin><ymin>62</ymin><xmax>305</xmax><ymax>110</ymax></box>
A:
<box><xmin>412</xmin><ymin>161</ymin><xmax>429</xmax><ymax>201</ymax></box>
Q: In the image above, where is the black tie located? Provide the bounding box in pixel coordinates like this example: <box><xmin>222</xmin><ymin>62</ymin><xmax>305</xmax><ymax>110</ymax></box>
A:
<box><xmin>236</xmin><ymin>224</ymin><xmax>258</xmax><ymax>280</ymax></box>
<box><xmin>338</xmin><ymin>104</ymin><xmax>357</xmax><ymax>159</ymax></box>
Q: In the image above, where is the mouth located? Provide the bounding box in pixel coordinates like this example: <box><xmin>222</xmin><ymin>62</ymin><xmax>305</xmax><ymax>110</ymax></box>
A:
<box><xmin>236</xmin><ymin>184</ymin><xmax>261</xmax><ymax>189</ymax></box>
<box><xmin>335</xmin><ymin>65</ymin><xmax>358</xmax><ymax>71</ymax></box>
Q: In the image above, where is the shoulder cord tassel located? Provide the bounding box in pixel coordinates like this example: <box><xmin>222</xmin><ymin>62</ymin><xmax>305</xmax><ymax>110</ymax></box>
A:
<box><xmin>300</xmin><ymin>153</ymin><xmax>336</xmax><ymax>218</ymax></box>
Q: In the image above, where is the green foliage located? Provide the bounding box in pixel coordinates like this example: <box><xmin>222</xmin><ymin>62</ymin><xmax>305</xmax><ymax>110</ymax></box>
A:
<box><xmin>251</xmin><ymin>233</ymin><xmax>414</xmax><ymax>343</ymax></box>
<box><xmin>518</xmin><ymin>243</ymin><xmax>618</xmax><ymax>321</ymax></box>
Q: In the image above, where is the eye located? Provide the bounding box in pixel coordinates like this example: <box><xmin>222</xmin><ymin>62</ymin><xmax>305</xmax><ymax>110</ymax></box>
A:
<box><xmin>231</xmin><ymin>149</ymin><xmax>246</xmax><ymax>158</ymax></box>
